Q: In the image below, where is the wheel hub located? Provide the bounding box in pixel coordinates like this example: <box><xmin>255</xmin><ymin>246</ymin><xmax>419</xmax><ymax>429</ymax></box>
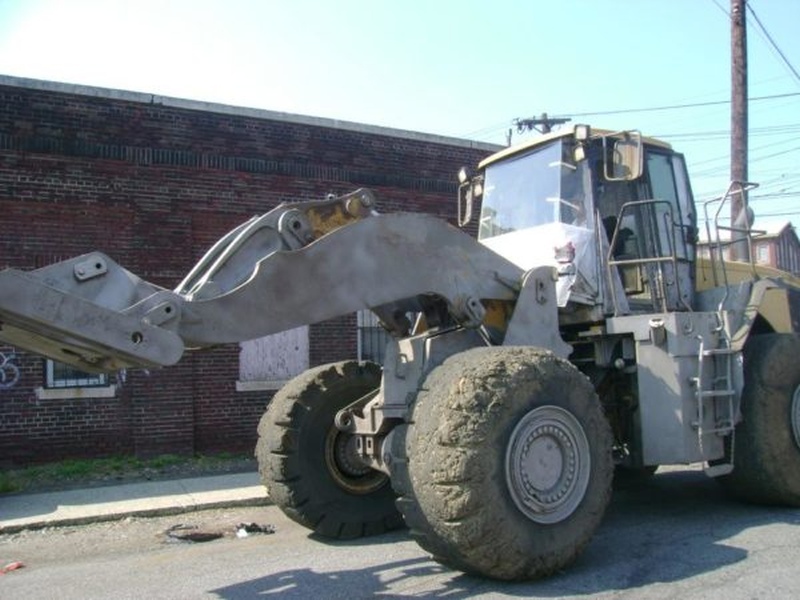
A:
<box><xmin>791</xmin><ymin>384</ymin><xmax>800</xmax><ymax>451</ymax></box>
<box><xmin>505</xmin><ymin>405</ymin><xmax>591</xmax><ymax>524</ymax></box>
<box><xmin>324</xmin><ymin>429</ymin><xmax>388</xmax><ymax>495</ymax></box>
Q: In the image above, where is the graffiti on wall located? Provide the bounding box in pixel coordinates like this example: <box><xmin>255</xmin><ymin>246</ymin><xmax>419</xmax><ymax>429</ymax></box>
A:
<box><xmin>0</xmin><ymin>351</ymin><xmax>20</xmax><ymax>389</ymax></box>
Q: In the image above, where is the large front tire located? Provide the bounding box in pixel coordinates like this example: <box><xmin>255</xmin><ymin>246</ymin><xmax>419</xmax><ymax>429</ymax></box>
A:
<box><xmin>392</xmin><ymin>347</ymin><xmax>613</xmax><ymax>580</ymax></box>
<box><xmin>718</xmin><ymin>333</ymin><xmax>800</xmax><ymax>505</ymax></box>
<box><xmin>256</xmin><ymin>361</ymin><xmax>404</xmax><ymax>538</ymax></box>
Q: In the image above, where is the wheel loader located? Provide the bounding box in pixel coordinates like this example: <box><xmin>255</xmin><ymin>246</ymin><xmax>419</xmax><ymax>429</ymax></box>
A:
<box><xmin>1</xmin><ymin>125</ymin><xmax>799</xmax><ymax>580</ymax></box>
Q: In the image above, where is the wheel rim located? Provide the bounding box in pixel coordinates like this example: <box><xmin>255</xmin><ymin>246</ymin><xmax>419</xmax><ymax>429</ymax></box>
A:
<box><xmin>324</xmin><ymin>428</ymin><xmax>388</xmax><ymax>495</ymax></box>
<box><xmin>505</xmin><ymin>405</ymin><xmax>591</xmax><ymax>524</ymax></box>
<box><xmin>791</xmin><ymin>384</ymin><xmax>800</xmax><ymax>451</ymax></box>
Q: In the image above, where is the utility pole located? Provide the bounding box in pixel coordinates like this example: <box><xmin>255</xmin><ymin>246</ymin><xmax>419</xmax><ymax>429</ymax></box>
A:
<box><xmin>731</xmin><ymin>0</ymin><xmax>749</xmax><ymax>261</ymax></box>
<box><xmin>513</xmin><ymin>113</ymin><xmax>571</xmax><ymax>137</ymax></box>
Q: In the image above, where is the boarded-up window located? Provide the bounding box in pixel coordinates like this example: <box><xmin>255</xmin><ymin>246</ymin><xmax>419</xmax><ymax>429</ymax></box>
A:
<box><xmin>237</xmin><ymin>326</ymin><xmax>309</xmax><ymax>391</ymax></box>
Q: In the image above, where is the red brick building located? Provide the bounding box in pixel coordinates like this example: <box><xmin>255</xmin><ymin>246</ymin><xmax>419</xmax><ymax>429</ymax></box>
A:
<box><xmin>698</xmin><ymin>221</ymin><xmax>800</xmax><ymax>277</ymax></box>
<box><xmin>0</xmin><ymin>75</ymin><xmax>499</xmax><ymax>466</ymax></box>
<box><xmin>751</xmin><ymin>222</ymin><xmax>800</xmax><ymax>276</ymax></box>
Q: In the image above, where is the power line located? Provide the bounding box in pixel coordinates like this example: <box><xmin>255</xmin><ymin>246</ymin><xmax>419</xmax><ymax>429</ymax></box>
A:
<box><xmin>462</xmin><ymin>90</ymin><xmax>800</xmax><ymax>141</ymax></box>
<box><xmin>753</xmin><ymin>210</ymin><xmax>800</xmax><ymax>218</ymax></box>
<box><xmin>711</xmin><ymin>0</ymin><xmax>800</xmax><ymax>88</ymax></box>
<box><xmin>655</xmin><ymin>123</ymin><xmax>800</xmax><ymax>141</ymax></box>
<box><xmin>552</xmin><ymin>91</ymin><xmax>800</xmax><ymax>119</ymax></box>
<box><xmin>753</xmin><ymin>181</ymin><xmax>800</xmax><ymax>196</ymax></box>
<box><xmin>710</xmin><ymin>0</ymin><xmax>730</xmax><ymax>17</ymax></box>
<box><xmin>741</xmin><ymin>144</ymin><xmax>800</xmax><ymax>162</ymax></box>
<box><xmin>685</xmin><ymin>136</ymin><xmax>800</xmax><ymax>173</ymax></box>
<box><xmin>746</xmin><ymin>2</ymin><xmax>800</xmax><ymax>86</ymax></box>
<box><xmin>751</xmin><ymin>192</ymin><xmax>800</xmax><ymax>200</ymax></box>
<box><xmin>461</xmin><ymin>92</ymin><xmax>800</xmax><ymax>142</ymax></box>
<box><xmin>460</xmin><ymin>121</ymin><xmax>510</xmax><ymax>139</ymax></box>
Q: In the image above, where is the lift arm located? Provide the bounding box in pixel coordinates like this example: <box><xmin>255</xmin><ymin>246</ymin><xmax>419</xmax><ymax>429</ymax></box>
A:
<box><xmin>0</xmin><ymin>189</ymin><xmax>523</xmax><ymax>372</ymax></box>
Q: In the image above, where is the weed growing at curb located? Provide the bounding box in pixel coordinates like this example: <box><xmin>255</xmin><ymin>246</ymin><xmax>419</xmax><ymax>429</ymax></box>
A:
<box><xmin>0</xmin><ymin>453</ymin><xmax>255</xmax><ymax>495</ymax></box>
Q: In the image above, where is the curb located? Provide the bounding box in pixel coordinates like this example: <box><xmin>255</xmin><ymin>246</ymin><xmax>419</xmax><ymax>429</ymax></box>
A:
<box><xmin>0</xmin><ymin>495</ymin><xmax>272</xmax><ymax>535</ymax></box>
<box><xmin>0</xmin><ymin>473</ymin><xmax>271</xmax><ymax>535</ymax></box>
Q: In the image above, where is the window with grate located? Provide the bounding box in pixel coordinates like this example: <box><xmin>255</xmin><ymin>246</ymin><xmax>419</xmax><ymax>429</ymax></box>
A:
<box><xmin>45</xmin><ymin>360</ymin><xmax>108</xmax><ymax>389</ymax></box>
<box><xmin>357</xmin><ymin>310</ymin><xmax>391</xmax><ymax>365</ymax></box>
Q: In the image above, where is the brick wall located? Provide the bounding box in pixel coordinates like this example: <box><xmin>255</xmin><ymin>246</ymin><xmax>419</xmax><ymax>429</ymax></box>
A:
<box><xmin>0</xmin><ymin>76</ymin><xmax>499</xmax><ymax>466</ymax></box>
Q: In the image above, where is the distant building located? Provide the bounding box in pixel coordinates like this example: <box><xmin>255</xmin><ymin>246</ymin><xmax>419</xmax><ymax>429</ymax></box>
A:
<box><xmin>698</xmin><ymin>221</ymin><xmax>800</xmax><ymax>277</ymax></box>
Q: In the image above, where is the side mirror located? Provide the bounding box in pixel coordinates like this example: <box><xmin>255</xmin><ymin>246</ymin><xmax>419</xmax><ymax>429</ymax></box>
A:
<box><xmin>457</xmin><ymin>168</ymin><xmax>483</xmax><ymax>228</ymax></box>
<box><xmin>604</xmin><ymin>132</ymin><xmax>643</xmax><ymax>181</ymax></box>
<box><xmin>458</xmin><ymin>181</ymin><xmax>473</xmax><ymax>227</ymax></box>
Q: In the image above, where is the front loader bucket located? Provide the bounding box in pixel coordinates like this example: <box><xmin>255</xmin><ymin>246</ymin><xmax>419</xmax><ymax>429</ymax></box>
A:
<box><xmin>0</xmin><ymin>255</ymin><xmax>185</xmax><ymax>373</ymax></box>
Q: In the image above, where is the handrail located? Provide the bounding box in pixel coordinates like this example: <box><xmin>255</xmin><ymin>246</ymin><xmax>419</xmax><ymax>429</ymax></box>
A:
<box><xmin>606</xmin><ymin>199</ymin><xmax>691</xmax><ymax>315</ymax></box>
<box><xmin>701</xmin><ymin>181</ymin><xmax>760</xmax><ymax>309</ymax></box>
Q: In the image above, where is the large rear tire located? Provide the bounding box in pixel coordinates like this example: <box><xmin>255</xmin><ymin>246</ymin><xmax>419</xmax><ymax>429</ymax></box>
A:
<box><xmin>391</xmin><ymin>347</ymin><xmax>613</xmax><ymax>580</ymax></box>
<box><xmin>256</xmin><ymin>361</ymin><xmax>404</xmax><ymax>538</ymax></box>
<box><xmin>718</xmin><ymin>333</ymin><xmax>800</xmax><ymax>505</ymax></box>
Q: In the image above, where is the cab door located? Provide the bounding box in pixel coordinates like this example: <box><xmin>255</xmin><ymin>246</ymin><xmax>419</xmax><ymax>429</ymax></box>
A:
<box><xmin>643</xmin><ymin>151</ymin><xmax>696</xmax><ymax>310</ymax></box>
<box><xmin>599</xmin><ymin>148</ymin><xmax>696</xmax><ymax>314</ymax></box>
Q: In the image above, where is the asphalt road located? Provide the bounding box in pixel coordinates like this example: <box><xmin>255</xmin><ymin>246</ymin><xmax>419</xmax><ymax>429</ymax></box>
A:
<box><xmin>2</xmin><ymin>466</ymin><xmax>799</xmax><ymax>599</ymax></box>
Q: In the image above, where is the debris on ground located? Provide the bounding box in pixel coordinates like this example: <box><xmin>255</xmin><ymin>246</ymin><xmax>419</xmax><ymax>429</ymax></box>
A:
<box><xmin>162</xmin><ymin>521</ymin><xmax>275</xmax><ymax>543</ymax></box>
<box><xmin>234</xmin><ymin>522</ymin><xmax>276</xmax><ymax>538</ymax></box>
<box><xmin>163</xmin><ymin>524</ymin><xmax>223</xmax><ymax>543</ymax></box>
<box><xmin>0</xmin><ymin>561</ymin><xmax>24</xmax><ymax>574</ymax></box>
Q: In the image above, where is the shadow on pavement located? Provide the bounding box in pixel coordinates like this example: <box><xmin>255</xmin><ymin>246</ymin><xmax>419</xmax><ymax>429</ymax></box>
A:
<box><xmin>212</xmin><ymin>467</ymin><xmax>800</xmax><ymax>598</ymax></box>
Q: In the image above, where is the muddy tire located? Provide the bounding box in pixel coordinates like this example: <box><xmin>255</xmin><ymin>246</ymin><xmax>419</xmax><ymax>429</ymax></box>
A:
<box><xmin>391</xmin><ymin>347</ymin><xmax>613</xmax><ymax>580</ymax></box>
<box><xmin>256</xmin><ymin>361</ymin><xmax>404</xmax><ymax>538</ymax></box>
<box><xmin>718</xmin><ymin>333</ymin><xmax>800</xmax><ymax>505</ymax></box>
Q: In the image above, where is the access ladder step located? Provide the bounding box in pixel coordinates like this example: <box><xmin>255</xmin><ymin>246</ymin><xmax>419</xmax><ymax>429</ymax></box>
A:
<box><xmin>702</xmin><ymin>347</ymin><xmax>735</xmax><ymax>356</ymax></box>
<box><xmin>697</xmin><ymin>388</ymin><xmax>736</xmax><ymax>399</ymax></box>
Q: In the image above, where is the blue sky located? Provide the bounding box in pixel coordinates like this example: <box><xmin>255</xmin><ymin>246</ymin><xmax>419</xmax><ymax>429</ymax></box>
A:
<box><xmin>0</xmin><ymin>0</ymin><xmax>798</xmax><ymax>230</ymax></box>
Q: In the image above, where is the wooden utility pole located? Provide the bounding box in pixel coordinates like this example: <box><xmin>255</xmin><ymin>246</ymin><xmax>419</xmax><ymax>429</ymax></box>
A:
<box><xmin>731</xmin><ymin>0</ymin><xmax>749</xmax><ymax>260</ymax></box>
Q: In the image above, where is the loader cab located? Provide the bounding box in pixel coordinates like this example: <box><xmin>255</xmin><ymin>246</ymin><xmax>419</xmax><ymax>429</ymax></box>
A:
<box><xmin>465</xmin><ymin>125</ymin><xmax>697</xmax><ymax>319</ymax></box>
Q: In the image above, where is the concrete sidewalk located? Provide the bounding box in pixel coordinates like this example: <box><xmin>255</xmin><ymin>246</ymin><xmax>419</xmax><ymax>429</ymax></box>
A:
<box><xmin>0</xmin><ymin>472</ymin><xmax>269</xmax><ymax>534</ymax></box>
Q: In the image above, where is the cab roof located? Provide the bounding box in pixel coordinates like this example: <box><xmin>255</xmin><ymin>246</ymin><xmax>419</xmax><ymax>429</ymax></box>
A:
<box><xmin>478</xmin><ymin>124</ymin><xmax>673</xmax><ymax>169</ymax></box>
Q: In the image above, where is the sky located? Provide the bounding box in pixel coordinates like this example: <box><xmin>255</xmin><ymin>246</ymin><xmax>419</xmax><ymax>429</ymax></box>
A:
<box><xmin>0</xmin><ymin>0</ymin><xmax>798</xmax><ymax>231</ymax></box>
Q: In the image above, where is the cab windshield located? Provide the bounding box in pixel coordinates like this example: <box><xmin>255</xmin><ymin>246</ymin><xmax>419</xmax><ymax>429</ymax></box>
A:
<box><xmin>478</xmin><ymin>139</ymin><xmax>593</xmax><ymax>240</ymax></box>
